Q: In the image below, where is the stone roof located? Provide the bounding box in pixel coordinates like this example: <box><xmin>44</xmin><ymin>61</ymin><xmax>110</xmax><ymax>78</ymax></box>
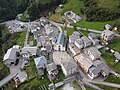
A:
<box><xmin>69</xmin><ymin>31</ymin><xmax>80</xmax><ymax>43</ymax></box>
<box><xmin>45</xmin><ymin>24</ymin><xmax>59</xmax><ymax>39</ymax></box>
<box><xmin>81</xmin><ymin>36</ymin><xmax>92</xmax><ymax>44</ymax></box>
<box><xmin>84</xmin><ymin>47</ymin><xmax>101</xmax><ymax>59</ymax></box>
<box><xmin>90</xmin><ymin>64</ymin><xmax>103</xmax><ymax>75</ymax></box>
<box><xmin>37</xmin><ymin>68</ymin><xmax>44</xmax><ymax>76</ymax></box>
<box><xmin>33</xmin><ymin>30</ymin><xmax>41</xmax><ymax>37</ymax></box>
<box><xmin>22</xmin><ymin>46</ymin><xmax>38</xmax><ymax>55</ymax></box>
<box><xmin>114</xmin><ymin>52</ymin><xmax>120</xmax><ymax>60</ymax></box>
<box><xmin>74</xmin><ymin>54</ymin><xmax>93</xmax><ymax>72</ymax></box>
<box><xmin>46</xmin><ymin>62</ymin><xmax>57</xmax><ymax>72</ymax></box>
<box><xmin>69</xmin><ymin>43</ymin><xmax>80</xmax><ymax>54</ymax></box>
<box><xmin>92</xmin><ymin>39</ymin><xmax>99</xmax><ymax>43</ymax></box>
<box><xmin>93</xmin><ymin>60</ymin><xmax>102</xmax><ymax>67</ymax></box>
<box><xmin>102</xmin><ymin>30</ymin><xmax>114</xmax><ymax>36</ymax></box>
<box><xmin>75</xmin><ymin>39</ymin><xmax>84</xmax><ymax>45</ymax></box>
<box><xmin>48</xmin><ymin>30</ymin><xmax>59</xmax><ymax>39</ymax></box>
<box><xmin>3</xmin><ymin>48</ymin><xmax>19</xmax><ymax>61</ymax></box>
<box><xmin>60</xmin><ymin>57</ymin><xmax>78</xmax><ymax>71</ymax></box>
<box><xmin>44</xmin><ymin>42</ymin><xmax>52</xmax><ymax>52</ymax></box>
<box><xmin>105</xmin><ymin>24</ymin><xmax>112</xmax><ymax>30</ymax></box>
<box><xmin>37</xmin><ymin>36</ymin><xmax>46</xmax><ymax>46</ymax></box>
<box><xmin>89</xmin><ymin>63</ymin><xmax>108</xmax><ymax>76</ymax></box>
<box><xmin>88</xmin><ymin>33</ymin><xmax>99</xmax><ymax>40</ymax></box>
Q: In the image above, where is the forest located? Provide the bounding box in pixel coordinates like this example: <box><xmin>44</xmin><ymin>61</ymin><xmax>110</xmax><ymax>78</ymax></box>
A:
<box><xmin>0</xmin><ymin>0</ymin><xmax>67</xmax><ymax>22</ymax></box>
<box><xmin>80</xmin><ymin>0</ymin><xmax>120</xmax><ymax>22</ymax></box>
<box><xmin>80</xmin><ymin>0</ymin><xmax>120</xmax><ymax>32</ymax></box>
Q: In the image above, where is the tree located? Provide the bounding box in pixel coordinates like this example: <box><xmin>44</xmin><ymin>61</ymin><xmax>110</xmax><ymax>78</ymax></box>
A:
<box><xmin>113</xmin><ymin>19</ymin><xmax>120</xmax><ymax>33</ymax></box>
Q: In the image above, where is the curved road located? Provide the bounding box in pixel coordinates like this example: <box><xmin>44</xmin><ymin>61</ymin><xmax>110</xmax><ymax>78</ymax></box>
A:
<box><xmin>84</xmin><ymin>81</ymin><xmax>103</xmax><ymax>90</ymax></box>
<box><xmin>52</xmin><ymin>22</ymin><xmax>102</xmax><ymax>33</ymax></box>
<box><xmin>83</xmin><ymin>79</ymin><xmax>120</xmax><ymax>89</ymax></box>
<box><xmin>0</xmin><ymin>73</ymin><xmax>17</xmax><ymax>87</ymax></box>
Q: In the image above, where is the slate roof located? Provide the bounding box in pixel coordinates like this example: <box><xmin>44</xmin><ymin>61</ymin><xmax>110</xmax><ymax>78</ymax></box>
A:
<box><xmin>75</xmin><ymin>39</ymin><xmax>84</xmax><ymax>46</ymax></box>
<box><xmin>74</xmin><ymin>54</ymin><xmax>93</xmax><ymax>71</ymax></box>
<box><xmin>69</xmin><ymin>31</ymin><xmax>80</xmax><ymax>43</ymax></box>
<box><xmin>57</xmin><ymin>32</ymin><xmax>65</xmax><ymax>45</ymax></box>
<box><xmin>88</xmin><ymin>33</ymin><xmax>99</xmax><ymax>39</ymax></box>
<box><xmin>84</xmin><ymin>47</ymin><xmax>101</xmax><ymax>59</ymax></box>
<box><xmin>81</xmin><ymin>36</ymin><xmax>92</xmax><ymax>44</ymax></box>
<box><xmin>46</xmin><ymin>62</ymin><xmax>57</xmax><ymax>72</ymax></box>
<box><xmin>60</xmin><ymin>58</ymin><xmax>77</xmax><ymax>71</ymax></box>
<box><xmin>3</xmin><ymin>48</ymin><xmax>19</xmax><ymax>61</ymax></box>
<box><xmin>69</xmin><ymin>43</ymin><xmax>80</xmax><ymax>54</ymax></box>
<box><xmin>102</xmin><ymin>30</ymin><xmax>114</xmax><ymax>36</ymax></box>
<box><xmin>114</xmin><ymin>52</ymin><xmax>120</xmax><ymax>60</ymax></box>
<box><xmin>22</xmin><ymin>46</ymin><xmax>38</xmax><ymax>55</ymax></box>
<box><xmin>89</xmin><ymin>63</ymin><xmax>106</xmax><ymax>75</ymax></box>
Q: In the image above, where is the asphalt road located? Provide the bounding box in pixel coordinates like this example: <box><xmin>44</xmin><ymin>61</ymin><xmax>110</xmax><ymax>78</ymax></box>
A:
<box><xmin>0</xmin><ymin>73</ymin><xmax>17</xmax><ymax>87</ymax></box>
<box><xmin>84</xmin><ymin>79</ymin><xmax>120</xmax><ymax>89</ymax></box>
<box><xmin>52</xmin><ymin>22</ymin><xmax>102</xmax><ymax>33</ymax></box>
<box><xmin>83</xmin><ymin>81</ymin><xmax>103</xmax><ymax>90</ymax></box>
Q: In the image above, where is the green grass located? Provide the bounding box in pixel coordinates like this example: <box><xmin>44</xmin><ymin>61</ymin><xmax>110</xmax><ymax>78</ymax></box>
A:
<box><xmin>49</xmin><ymin>13</ymin><xmax>64</xmax><ymax>23</ymax></box>
<box><xmin>86</xmin><ymin>86</ymin><xmax>95</xmax><ymax>90</ymax></box>
<box><xmin>67</xmin><ymin>27</ymin><xmax>91</xmax><ymax>37</ymax></box>
<box><xmin>21</xmin><ymin>15</ymin><xmax>29</xmax><ymax>22</ymax></box>
<box><xmin>49</xmin><ymin>0</ymin><xmax>115</xmax><ymax>32</ymax></box>
<box><xmin>100</xmin><ymin>48</ymin><xmax>115</xmax><ymax>66</ymax></box>
<box><xmin>59</xmin><ymin>70</ymin><xmax>65</xmax><ymax>80</ymax></box>
<box><xmin>56</xmin><ymin>86</ymin><xmax>63</xmax><ymax>90</ymax></box>
<box><xmin>100</xmin><ymin>48</ymin><xmax>120</xmax><ymax>73</ymax></box>
<box><xmin>113</xmin><ymin>63</ymin><xmax>120</xmax><ymax>74</ymax></box>
<box><xmin>62</xmin><ymin>0</ymin><xmax>84</xmax><ymax>15</ymax></box>
<box><xmin>72</xmin><ymin>20</ymin><xmax>114</xmax><ymax>30</ymax></box>
<box><xmin>80</xmin><ymin>30</ymin><xmax>90</xmax><ymax>36</ymax></box>
<box><xmin>67</xmin><ymin>28</ymin><xmax>74</xmax><ymax>36</ymax></box>
<box><xmin>28</xmin><ymin>33</ymin><xmax>37</xmax><ymax>46</ymax></box>
<box><xmin>56</xmin><ymin>81</ymin><xmax>82</xmax><ymax>90</ymax></box>
<box><xmin>105</xmin><ymin>74</ymin><xmax>120</xmax><ymax>84</ymax></box>
<box><xmin>102</xmin><ymin>75</ymin><xmax>120</xmax><ymax>89</ymax></box>
<box><xmin>49</xmin><ymin>0</ymin><xmax>84</xmax><ymax>23</ymax></box>
<box><xmin>101</xmin><ymin>37</ymin><xmax>120</xmax><ymax>73</ymax></box>
<box><xmin>107</xmin><ymin>37</ymin><xmax>120</xmax><ymax>52</ymax></box>
<box><xmin>97</xmin><ymin>0</ymin><xmax>120</xmax><ymax>12</ymax></box>
<box><xmin>18</xmin><ymin>73</ymin><xmax>51</xmax><ymax>90</ymax></box>
<box><xmin>2</xmin><ymin>26</ymin><xmax>9</xmax><ymax>35</ymax></box>
<box><xmin>15</xmin><ymin>31</ymin><xmax>26</xmax><ymax>47</ymax></box>
<box><xmin>98</xmin><ymin>84</ymin><xmax>119</xmax><ymax>90</ymax></box>
<box><xmin>18</xmin><ymin>60</ymin><xmax>51</xmax><ymax>90</ymax></box>
<box><xmin>72</xmin><ymin>81</ymin><xmax>82</xmax><ymax>90</ymax></box>
<box><xmin>53</xmin><ymin>70</ymin><xmax>65</xmax><ymax>83</ymax></box>
<box><xmin>26</xmin><ymin>60</ymin><xmax>37</xmax><ymax>79</ymax></box>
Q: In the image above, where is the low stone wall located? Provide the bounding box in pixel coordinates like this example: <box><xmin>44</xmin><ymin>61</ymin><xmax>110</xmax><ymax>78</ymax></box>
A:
<box><xmin>48</xmin><ymin>75</ymin><xmax>77</xmax><ymax>90</ymax></box>
<box><xmin>64</xmin><ymin>75</ymin><xmax>76</xmax><ymax>84</ymax></box>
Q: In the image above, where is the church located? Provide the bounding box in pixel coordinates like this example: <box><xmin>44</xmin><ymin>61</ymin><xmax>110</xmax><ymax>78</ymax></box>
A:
<box><xmin>54</xmin><ymin>30</ymin><xmax>67</xmax><ymax>51</ymax></box>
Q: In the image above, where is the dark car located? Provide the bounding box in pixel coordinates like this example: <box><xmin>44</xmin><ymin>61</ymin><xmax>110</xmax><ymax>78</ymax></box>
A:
<box><xmin>15</xmin><ymin>58</ymin><xmax>19</xmax><ymax>66</ymax></box>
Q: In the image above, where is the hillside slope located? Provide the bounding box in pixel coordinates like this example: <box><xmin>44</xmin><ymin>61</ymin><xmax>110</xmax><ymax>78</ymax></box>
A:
<box><xmin>80</xmin><ymin>0</ymin><xmax>120</xmax><ymax>21</ymax></box>
<box><xmin>0</xmin><ymin>0</ymin><xmax>67</xmax><ymax>22</ymax></box>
